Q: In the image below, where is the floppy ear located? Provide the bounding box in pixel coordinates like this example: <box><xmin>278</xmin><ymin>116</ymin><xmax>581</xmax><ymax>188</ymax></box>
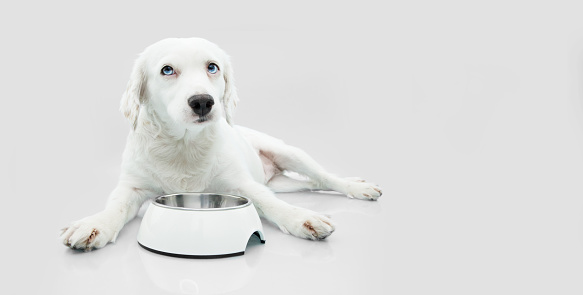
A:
<box><xmin>120</xmin><ymin>56</ymin><xmax>146</xmax><ymax>130</ymax></box>
<box><xmin>222</xmin><ymin>55</ymin><xmax>239</xmax><ymax>126</ymax></box>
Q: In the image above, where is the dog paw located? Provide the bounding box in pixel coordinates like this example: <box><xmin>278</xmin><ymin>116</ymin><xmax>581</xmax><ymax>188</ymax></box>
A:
<box><xmin>60</xmin><ymin>213</ymin><xmax>120</xmax><ymax>251</ymax></box>
<box><xmin>277</xmin><ymin>209</ymin><xmax>336</xmax><ymax>240</ymax></box>
<box><xmin>345</xmin><ymin>179</ymin><xmax>382</xmax><ymax>201</ymax></box>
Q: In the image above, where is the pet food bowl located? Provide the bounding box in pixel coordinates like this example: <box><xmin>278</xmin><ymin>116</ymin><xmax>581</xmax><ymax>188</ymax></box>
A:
<box><xmin>137</xmin><ymin>193</ymin><xmax>265</xmax><ymax>258</ymax></box>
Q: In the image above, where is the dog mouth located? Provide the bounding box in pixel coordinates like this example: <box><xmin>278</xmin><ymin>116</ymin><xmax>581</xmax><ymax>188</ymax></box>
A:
<box><xmin>195</xmin><ymin>115</ymin><xmax>211</xmax><ymax>123</ymax></box>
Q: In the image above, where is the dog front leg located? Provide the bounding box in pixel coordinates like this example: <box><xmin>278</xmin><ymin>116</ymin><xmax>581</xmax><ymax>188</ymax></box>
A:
<box><xmin>238</xmin><ymin>182</ymin><xmax>336</xmax><ymax>240</ymax></box>
<box><xmin>60</xmin><ymin>184</ymin><xmax>155</xmax><ymax>251</ymax></box>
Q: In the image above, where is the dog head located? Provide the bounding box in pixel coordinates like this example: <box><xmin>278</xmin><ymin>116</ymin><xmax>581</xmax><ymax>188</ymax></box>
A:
<box><xmin>120</xmin><ymin>38</ymin><xmax>239</xmax><ymax>132</ymax></box>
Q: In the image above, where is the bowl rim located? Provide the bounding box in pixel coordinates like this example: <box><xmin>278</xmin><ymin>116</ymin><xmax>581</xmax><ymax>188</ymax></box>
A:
<box><xmin>151</xmin><ymin>192</ymin><xmax>253</xmax><ymax>211</ymax></box>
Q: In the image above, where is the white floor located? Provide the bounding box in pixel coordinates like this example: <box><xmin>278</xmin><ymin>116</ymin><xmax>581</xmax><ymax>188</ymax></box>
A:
<box><xmin>42</xmin><ymin>193</ymin><xmax>395</xmax><ymax>295</ymax></box>
<box><xmin>3</xmin><ymin>1</ymin><xmax>583</xmax><ymax>294</ymax></box>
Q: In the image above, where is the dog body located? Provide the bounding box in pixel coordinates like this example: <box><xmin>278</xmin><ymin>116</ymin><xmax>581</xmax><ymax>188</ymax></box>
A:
<box><xmin>61</xmin><ymin>38</ymin><xmax>382</xmax><ymax>250</ymax></box>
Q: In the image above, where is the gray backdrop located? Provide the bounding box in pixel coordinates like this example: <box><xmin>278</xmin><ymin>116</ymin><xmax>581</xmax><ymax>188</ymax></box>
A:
<box><xmin>2</xmin><ymin>1</ymin><xmax>583</xmax><ymax>294</ymax></box>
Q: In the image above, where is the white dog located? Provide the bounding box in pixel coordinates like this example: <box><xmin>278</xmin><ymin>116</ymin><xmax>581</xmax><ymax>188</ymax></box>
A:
<box><xmin>61</xmin><ymin>38</ymin><xmax>382</xmax><ymax>250</ymax></box>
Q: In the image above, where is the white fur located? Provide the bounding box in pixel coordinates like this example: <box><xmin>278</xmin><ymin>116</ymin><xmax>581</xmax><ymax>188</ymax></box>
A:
<box><xmin>60</xmin><ymin>38</ymin><xmax>382</xmax><ymax>251</ymax></box>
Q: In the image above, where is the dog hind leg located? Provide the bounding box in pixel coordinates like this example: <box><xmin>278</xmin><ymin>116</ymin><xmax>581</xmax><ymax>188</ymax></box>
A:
<box><xmin>266</xmin><ymin>173</ymin><xmax>320</xmax><ymax>193</ymax></box>
<box><xmin>239</xmin><ymin>127</ymin><xmax>382</xmax><ymax>200</ymax></box>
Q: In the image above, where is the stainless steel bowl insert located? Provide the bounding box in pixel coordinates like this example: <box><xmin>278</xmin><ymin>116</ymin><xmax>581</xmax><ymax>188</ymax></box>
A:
<box><xmin>153</xmin><ymin>193</ymin><xmax>251</xmax><ymax>211</ymax></box>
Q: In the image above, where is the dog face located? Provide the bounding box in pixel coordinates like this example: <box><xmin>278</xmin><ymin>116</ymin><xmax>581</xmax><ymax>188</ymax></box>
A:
<box><xmin>120</xmin><ymin>38</ymin><xmax>239</xmax><ymax>131</ymax></box>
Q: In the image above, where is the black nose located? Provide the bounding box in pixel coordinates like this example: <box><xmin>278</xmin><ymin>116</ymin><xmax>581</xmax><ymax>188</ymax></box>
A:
<box><xmin>188</xmin><ymin>94</ymin><xmax>214</xmax><ymax>117</ymax></box>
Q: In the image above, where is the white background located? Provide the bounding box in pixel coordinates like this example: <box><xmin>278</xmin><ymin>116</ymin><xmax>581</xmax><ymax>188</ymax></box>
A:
<box><xmin>2</xmin><ymin>0</ymin><xmax>583</xmax><ymax>294</ymax></box>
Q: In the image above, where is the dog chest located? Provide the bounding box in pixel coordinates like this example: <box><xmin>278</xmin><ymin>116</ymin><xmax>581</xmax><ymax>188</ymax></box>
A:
<box><xmin>140</xmin><ymin>137</ymin><xmax>218</xmax><ymax>193</ymax></box>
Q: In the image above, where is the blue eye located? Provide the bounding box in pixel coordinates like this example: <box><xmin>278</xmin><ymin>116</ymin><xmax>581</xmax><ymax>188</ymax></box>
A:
<box><xmin>207</xmin><ymin>63</ymin><xmax>219</xmax><ymax>74</ymax></box>
<box><xmin>161</xmin><ymin>65</ymin><xmax>174</xmax><ymax>75</ymax></box>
